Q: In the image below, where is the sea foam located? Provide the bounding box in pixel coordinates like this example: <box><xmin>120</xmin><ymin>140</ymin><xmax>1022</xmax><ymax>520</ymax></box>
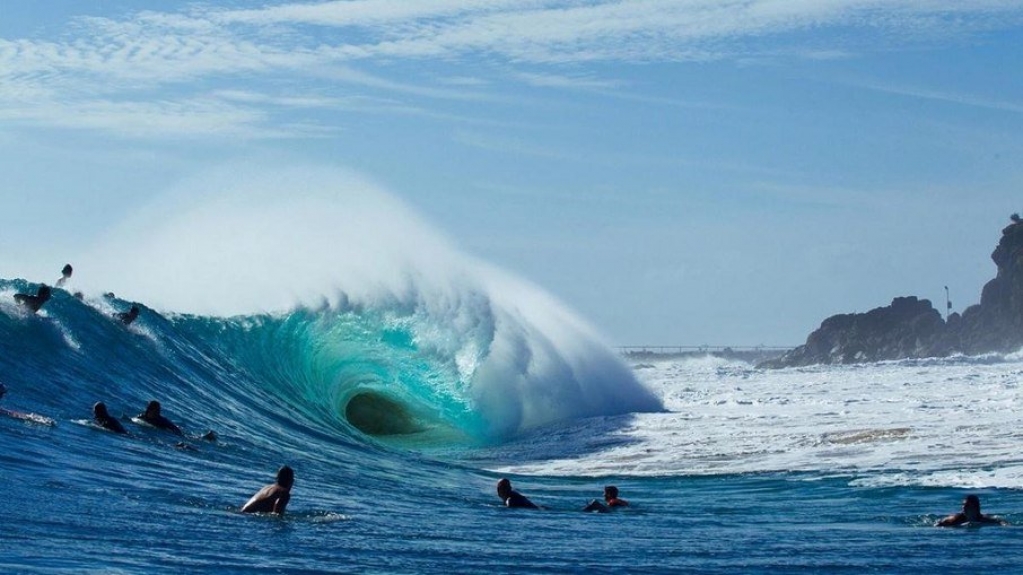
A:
<box><xmin>74</xmin><ymin>164</ymin><xmax>661</xmax><ymax>439</ymax></box>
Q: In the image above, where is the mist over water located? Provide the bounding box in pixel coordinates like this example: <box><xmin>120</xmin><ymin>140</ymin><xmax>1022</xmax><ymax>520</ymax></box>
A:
<box><xmin>77</xmin><ymin>165</ymin><xmax>456</xmax><ymax>316</ymax></box>
<box><xmin>69</xmin><ymin>164</ymin><xmax>660</xmax><ymax>439</ymax></box>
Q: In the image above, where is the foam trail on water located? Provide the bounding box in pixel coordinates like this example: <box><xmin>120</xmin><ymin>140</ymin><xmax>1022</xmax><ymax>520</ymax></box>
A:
<box><xmin>76</xmin><ymin>164</ymin><xmax>661</xmax><ymax>438</ymax></box>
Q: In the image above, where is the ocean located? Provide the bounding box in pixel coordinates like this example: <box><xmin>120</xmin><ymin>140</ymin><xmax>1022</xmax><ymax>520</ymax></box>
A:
<box><xmin>2</xmin><ymin>276</ymin><xmax>1022</xmax><ymax>574</ymax></box>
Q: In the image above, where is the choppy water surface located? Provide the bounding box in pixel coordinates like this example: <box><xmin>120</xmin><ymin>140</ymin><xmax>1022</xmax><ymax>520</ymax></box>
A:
<box><xmin>2</xmin><ymin>282</ymin><xmax>1021</xmax><ymax>573</ymax></box>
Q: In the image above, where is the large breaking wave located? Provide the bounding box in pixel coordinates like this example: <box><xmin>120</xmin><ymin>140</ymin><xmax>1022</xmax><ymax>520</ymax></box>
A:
<box><xmin>3</xmin><ymin>165</ymin><xmax>659</xmax><ymax>444</ymax></box>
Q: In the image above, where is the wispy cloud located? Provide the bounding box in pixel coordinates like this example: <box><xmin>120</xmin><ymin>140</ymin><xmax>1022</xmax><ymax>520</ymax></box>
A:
<box><xmin>2</xmin><ymin>1</ymin><xmax>1022</xmax><ymax>138</ymax></box>
<box><xmin>0</xmin><ymin>96</ymin><xmax>281</xmax><ymax>139</ymax></box>
<box><xmin>227</xmin><ymin>0</ymin><xmax>1021</xmax><ymax>63</ymax></box>
<box><xmin>513</xmin><ymin>71</ymin><xmax>621</xmax><ymax>90</ymax></box>
<box><xmin>211</xmin><ymin>0</ymin><xmax>540</xmax><ymax>28</ymax></box>
<box><xmin>8</xmin><ymin>1</ymin><xmax>1021</xmax><ymax>79</ymax></box>
<box><xmin>212</xmin><ymin>89</ymin><xmax>345</xmax><ymax>109</ymax></box>
<box><xmin>853</xmin><ymin>81</ymin><xmax>1023</xmax><ymax>115</ymax></box>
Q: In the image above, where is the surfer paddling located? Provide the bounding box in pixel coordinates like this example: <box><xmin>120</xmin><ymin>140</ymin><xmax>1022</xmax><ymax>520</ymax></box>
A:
<box><xmin>13</xmin><ymin>285</ymin><xmax>52</xmax><ymax>313</ymax></box>
<box><xmin>583</xmin><ymin>485</ymin><xmax>629</xmax><ymax>512</ymax></box>
<box><xmin>496</xmin><ymin>478</ymin><xmax>539</xmax><ymax>509</ymax></box>
<box><xmin>115</xmin><ymin>305</ymin><xmax>140</xmax><ymax>326</ymax></box>
<box><xmin>93</xmin><ymin>402</ymin><xmax>127</xmax><ymax>434</ymax></box>
<box><xmin>136</xmin><ymin>400</ymin><xmax>183</xmax><ymax>435</ymax></box>
<box><xmin>0</xmin><ymin>382</ymin><xmax>55</xmax><ymax>426</ymax></box>
<box><xmin>936</xmin><ymin>495</ymin><xmax>1007</xmax><ymax>527</ymax></box>
<box><xmin>241</xmin><ymin>466</ymin><xmax>294</xmax><ymax>515</ymax></box>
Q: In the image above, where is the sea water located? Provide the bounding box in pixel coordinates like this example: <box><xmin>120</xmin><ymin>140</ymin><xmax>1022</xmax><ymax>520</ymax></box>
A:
<box><xmin>2</xmin><ymin>280</ymin><xmax>1021</xmax><ymax>574</ymax></box>
<box><xmin>1</xmin><ymin>170</ymin><xmax>1019</xmax><ymax>573</ymax></box>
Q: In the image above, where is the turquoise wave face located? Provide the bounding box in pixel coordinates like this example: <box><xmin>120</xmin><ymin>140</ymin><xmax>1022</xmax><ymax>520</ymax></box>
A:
<box><xmin>0</xmin><ymin>278</ymin><xmax>661</xmax><ymax>449</ymax></box>
<box><xmin>193</xmin><ymin>309</ymin><xmax>486</xmax><ymax>446</ymax></box>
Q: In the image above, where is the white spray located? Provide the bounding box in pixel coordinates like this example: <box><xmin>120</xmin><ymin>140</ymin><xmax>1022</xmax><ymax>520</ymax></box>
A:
<box><xmin>77</xmin><ymin>164</ymin><xmax>661</xmax><ymax>437</ymax></box>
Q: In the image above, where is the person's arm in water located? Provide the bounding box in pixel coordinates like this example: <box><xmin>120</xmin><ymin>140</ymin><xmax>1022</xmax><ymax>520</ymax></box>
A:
<box><xmin>241</xmin><ymin>485</ymin><xmax>290</xmax><ymax>515</ymax></box>
<box><xmin>506</xmin><ymin>491</ymin><xmax>539</xmax><ymax>509</ymax></box>
<box><xmin>103</xmin><ymin>417</ymin><xmax>128</xmax><ymax>434</ymax></box>
<box><xmin>165</xmin><ymin>419</ymin><xmax>184</xmax><ymax>436</ymax></box>
<box><xmin>936</xmin><ymin>513</ymin><xmax>966</xmax><ymax>527</ymax></box>
<box><xmin>970</xmin><ymin>514</ymin><xmax>1008</xmax><ymax>526</ymax></box>
<box><xmin>936</xmin><ymin>513</ymin><xmax>1006</xmax><ymax>526</ymax></box>
<box><xmin>143</xmin><ymin>413</ymin><xmax>183</xmax><ymax>435</ymax></box>
<box><xmin>272</xmin><ymin>489</ymin><xmax>291</xmax><ymax>514</ymax></box>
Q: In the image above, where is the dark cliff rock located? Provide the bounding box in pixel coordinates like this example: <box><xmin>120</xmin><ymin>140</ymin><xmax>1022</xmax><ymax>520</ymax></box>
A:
<box><xmin>761</xmin><ymin>296</ymin><xmax>947</xmax><ymax>367</ymax></box>
<box><xmin>763</xmin><ymin>217</ymin><xmax>1023</xmax><ymax>367</ymax></box>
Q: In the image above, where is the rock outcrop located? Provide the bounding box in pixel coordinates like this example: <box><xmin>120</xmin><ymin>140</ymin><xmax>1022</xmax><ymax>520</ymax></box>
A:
<box><xmin>763</xmin><ymin>216</ymin><xmax>1023</xmax><ymax>367</ymax></box>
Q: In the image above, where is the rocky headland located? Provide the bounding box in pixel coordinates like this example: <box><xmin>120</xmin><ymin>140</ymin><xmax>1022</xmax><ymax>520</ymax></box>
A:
<box><xmin>762</xmin><ymin>215</ymin><xmax>1023</xmax><ymax>368</ymax></box>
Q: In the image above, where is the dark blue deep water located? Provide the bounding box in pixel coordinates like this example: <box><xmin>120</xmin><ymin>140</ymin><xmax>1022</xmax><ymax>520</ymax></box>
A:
<box><xmin>2</xmin><ymin>278</ymin><xmax>1021</xmax><ymax>574</ymax></box>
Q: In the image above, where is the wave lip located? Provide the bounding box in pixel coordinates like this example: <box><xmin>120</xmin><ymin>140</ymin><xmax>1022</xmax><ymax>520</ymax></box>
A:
<box><xmin>293</xmin><ymin>282</ymin><xmax>662</xmax><ymax>444</ymax></box>
<box><xmin>67</xmin><ymin>164</ymin><xmax>661</xmax><ymax>445</ymax></box>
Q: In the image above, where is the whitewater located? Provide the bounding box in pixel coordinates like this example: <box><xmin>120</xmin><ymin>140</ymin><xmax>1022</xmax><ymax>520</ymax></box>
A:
<box><xmin>2</xmin><ymin>169</ymin><xmax>1021</xmax><ymax>573</ymax></box>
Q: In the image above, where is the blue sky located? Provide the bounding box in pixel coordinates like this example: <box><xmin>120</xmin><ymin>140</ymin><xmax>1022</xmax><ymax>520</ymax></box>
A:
<box><xmin>3</xmin><ymin>1</ymin><xmax>1023</xmax><ymax>346</ymax></box>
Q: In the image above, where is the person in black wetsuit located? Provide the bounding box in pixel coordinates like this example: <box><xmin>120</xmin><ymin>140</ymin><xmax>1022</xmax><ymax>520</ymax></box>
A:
<box><xmin>137</xmin><ymin>400</ymin><xmax>183</xmax><ymax>435</ymax></box>
<box><xmin>241</xmin><ymin>466</ymin><xmax>294</xmax><ymax>515</ymax></box>
<box><xmin>14</xmin><ymin>285</ymin><xmax>52</xmax><ymax>313</ymax></box>
<box><xmin>93</xmin><ymin>402</ymin><xmax>127</xmax><ymax>434</ymax></box>
<box><xmin>936</xmin><ymin>495</ymin><xmax>1007</xmax><ymax>527</ymax></box>
<box><xmin>496</xmin><ymin>478</ymin><xmax>538</xmax><ymax>509</ymax></box>
<box><xmin>115</xmin><ymin>305</ymin><xmax>140</xmax><ymax>326</ymax></box>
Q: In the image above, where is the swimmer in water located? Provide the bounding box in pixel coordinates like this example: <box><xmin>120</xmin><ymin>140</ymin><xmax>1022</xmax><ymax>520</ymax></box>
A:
<box><xmin>496</xmin><ymin>478</ymin><xmax>538</xmax><ymax>509</ymax></box>
<box><xmin>93</xmin><ymin>402</ymin><xmax>127</xmax><ymax>434</ymax></box>
<box><xmin>136</xmin><ymin>400</ymin><xmax>183</xmax><ymax>436</ymax></box>
<box><xmin>115</xmin><ymin>305</ymin><xmax>140</xmax><ymax>326</ymax></box>
<box><xmin>936</xmin><ymin>495</ymin><xmax>1007</xmax><ymax>527</ymax></box>
<box><xmin>584</xmin><ymin>485</ymin><xmax>630</xmax><ymax>512</ymax></box>
<box><xmin>241</xmin><ymin>466</ymin><xmax>294</xmax><ymax>515</ymax></box>
<box><xmin>55</xmin><ymin>264</ymin><xmax>73</xmax><ymax>288</ymax></box>
<box><xmin>13</xmin><ymin>285</ymin><xmax>52</xmax><ymax>313</ymax></box>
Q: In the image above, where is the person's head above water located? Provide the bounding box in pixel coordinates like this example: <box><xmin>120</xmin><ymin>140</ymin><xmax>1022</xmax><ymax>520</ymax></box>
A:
<box><xmin>604</xmin><ymin>486</ymin><xmax>619</xmax><ymax>500</ymax></box>
<box><xmin>37</xmin><ymin>285</ymin><xmax>52</xmax><ymax>300</ymax></box>
<box><xmin>962</xmin><ymin>495</ymin><xmax>983</xmax><ymax>519</ymax></box>
<box><xmin>497</xmin><ymin>478</ymin><xmax>513</xmax><ymax>499</ymax></box>
<box><xmin>145</xmin><ymin>400</ymin><xmax>161</xmax><ymax>417</ymax></box>
<box><xmin>936</xmin><ymin>493</ymin><xmax>1006</xmax><ymax>527</ymax></box>
<box><xmin>61</xmin><ymin>264</ymin><xmax>73</xmax><ymax>278</ymax></box>
<box><xmin>93</xmin><ymin>402</ymin><xmax>109</xmax><ymax>418</ymax></box>
<box><xmin>118</xmin><ymin>305</ymin><xmax>141</xmax><ymax>325</ymax></box>
<box><xmin>277</xmin><ymin>465</ymin><xmax>295</xmax><ymax>489</ymax></box>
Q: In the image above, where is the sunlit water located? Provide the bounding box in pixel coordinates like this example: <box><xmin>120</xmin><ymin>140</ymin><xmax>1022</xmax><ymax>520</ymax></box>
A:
<box><xmin>3</xmin><ymin>280</ymin><xmax>1022</xmax><ymax>573</ymax></box>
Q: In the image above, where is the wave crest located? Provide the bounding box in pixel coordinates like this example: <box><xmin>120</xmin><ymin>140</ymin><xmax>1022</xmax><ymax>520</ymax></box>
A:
<box><xmin>63</xmin><ymin>164</ymin><xmax>660</xmax><ymax>442</ymax></box>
